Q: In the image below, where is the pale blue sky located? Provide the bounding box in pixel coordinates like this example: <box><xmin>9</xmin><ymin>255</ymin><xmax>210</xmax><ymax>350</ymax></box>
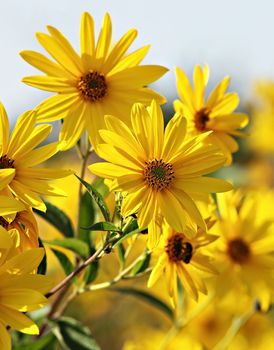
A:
<box><xmin>0</xmin><ymin>0</ymin><xmax>273</xmax><ymax>119</ymax></box>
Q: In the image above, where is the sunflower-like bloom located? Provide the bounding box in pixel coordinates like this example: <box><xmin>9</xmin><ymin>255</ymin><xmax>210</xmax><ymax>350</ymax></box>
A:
<box><xmin>147</xmin><ymin>220</ymin><xmax>218</xmax><ymax>304</ymax></box>
<box><xmin>20</xmin><ymin>12</ymin><xmax>168</xmax><ymax>150</ymax></box>
<box><xmin>174</xmin><ymin>65</ymin><xmax>249</xmax><ymax>165</ymax></box>
<box><xmin>0</xmin><ymin>228</ymin><xmax>52</xmax><ymax>350</ymax></box>
<box><xmin>0</xmin><ymin>103</ymin><xmax>71</xmax><ymax>212</ymax></box>
<box><xmin>0</xmin><ymin>204</ymin><xmax>38</xmax><ymax>251</ymax></box>
<box><xmin>213</xmin><ymin>190</ymin><xmax>274</xmax><ymax>310</ymax></box>
<box><xmin>0</xmin><ymin>193</ymin><xmax>24</xmax><ymax>216</ymax></box>
<box><xmin>89</xmin><ymin>100</ymin><xmax>232</xmax><ymax>239</ymax></box>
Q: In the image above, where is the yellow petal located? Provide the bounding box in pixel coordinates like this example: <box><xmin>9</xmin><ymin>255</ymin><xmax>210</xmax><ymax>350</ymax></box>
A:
<box><xmin>0</xmin><ymin>322</ymin><xmax>11</xmax><ymax>350</ymax></box>
<box><xmin>174</xmin><ymin>177</ymin><xmax>233</xmax><ymax>193</ymax></box>
<box><xmin>0</xmin><ymin>102</ymin><xmax>9</xmax><ymax>155</ymax></box>
<box><xmin>0</xmin><ymin>196</ymin><xmax>24</xmax><ymax>216</ymax></box>
<box><xmin>175</xmin><ymin>67</ymin><xmax>194</xmax><ymax>112</ymax></box>
<box><xmin>0</xmin><ymin>305</ymin><xmax>39</xmax><ymax>335</ymax></box>
<box><xmin>22</xmin><ymin>75</ymin><xmax>76</xmax><ymax>93</ymax></box>
<box><xmin>80</xmin><ymin>12</ymin><xmax>95</xmax><ymax>57</ymax></box>
<box><xmin>147</xmin><ymin>253</ymin><xmax>167</xmax><ymax>288</ymax></box>
<box><xmin>0</xmin><ymin>169</ymin><xmax>15</xmax><ymax>191</ymax></box>
<box><xmin>96</xmin><ymin>13</ymin><xmax>112</xmax><ymax>62</ymax></box>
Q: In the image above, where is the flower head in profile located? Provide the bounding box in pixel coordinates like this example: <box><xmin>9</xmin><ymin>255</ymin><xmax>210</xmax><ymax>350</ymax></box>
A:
<box><xmin>147</xmin><ymin>219</ymin><xmax>218</xmax><ymax>304</ymax></box>
<box><xmin>0</xmin><ymin>227</ymin><xmax>52</xmax><ymax>350</ymax></box>
<box><xmin>89</xmin><ymin>100</ymin><xmax>232</xmax><ymax>242</ymax></box>
<box><xmin>212</xmin><ymin>190</ymin><xmax>274</xmax><ymax>310</ymax></box>
<box><xmin>0</xmin><ymin>204</ymin><xmax>38</xmax><ymax>252</ymax></box>
<box><xmin>174</xmin><ymin>65</ymin><xmax>249</xmax><ymax>165</ymax></box>
<box><xmin>20</xmin><ymin>12</ymin><xmax>168</xmax><ymax>150</ymax></box>
<box><xmin>0</xmin><ymin>103</ymin><xmax>71</xmax><ymax>212</ymax></box>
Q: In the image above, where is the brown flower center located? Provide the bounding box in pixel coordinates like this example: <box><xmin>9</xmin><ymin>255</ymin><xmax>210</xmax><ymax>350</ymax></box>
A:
<box><xmin>0</xmin><ymin>155</ymin><xmax>15</xmax><ymax>169</ymax></box>
<box><xmin>78</xmin><ymin>71</ymin><xmax>107</xmax><ymax>102</ymax></box>
<box><xmin>165</xmin><ymin>233</ymin><xmax>193</xmax><ymax>263</ymax></box>
<box><xmin>143</xmin><ymin>159</ymin><xmax>174</xmax><ymax>191</ymax></box>
<box><xmin>227</xmin><ymin>238</ymin><xmax>250</xmax><ymax>264</ymax></box>
<box><xmin>194</xmin><ymin>108</ymin><xmax>209</xmax><ymax>131</ymax></box>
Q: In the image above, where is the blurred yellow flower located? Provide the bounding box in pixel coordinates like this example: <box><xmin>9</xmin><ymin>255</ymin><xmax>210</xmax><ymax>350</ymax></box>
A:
<box><xmin>174</xmin><ymin>65</ymin><xmax>249</xmax><ymax>165</ymax></box>
<box><xmin>89</xmin><ymin>100</ymin><xmax>232</xmax><ymax>242</ymax></box>
<box><xmin>0</xmin><ymin>192</ymin><xmax>24</xmax><ymax>216</ymax></box>
<box><xmin>147</xmin><ymin>219</ymin><xmax>218</xmax><ymax>303</ymax></box>
<box><xmin>20</xmin><ymin>12</ymin><xmax>168</xmax><ymax>150</ymax></box>
<box><xmin>0</xmin><ymin>227</ymin><xmax>52</xmax><ymax>350</ymax></box>
<box><xmin>213</xmin><ymin>190</ymin><xmax>274</xmax><ymax>310</ymax></box>
<box><xmin>0</xmin><ymin>103</ymin><xmax>70</xmax><ymax>212</ymax></box>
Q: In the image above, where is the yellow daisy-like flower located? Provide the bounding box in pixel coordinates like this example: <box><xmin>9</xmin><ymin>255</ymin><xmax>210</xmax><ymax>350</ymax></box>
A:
<box><xmin>174</xmin><ymin>65</ymin><xmax>249</xmax><ymax>165</ymax></box>
<box><xmin>213</xmin><ymin>190</ymin><xmax>274</xmax><ymax>310</ymax></box>
<box><xmin>20</xmin><ymin>12</ymin><xmax>168</xmax><ymax>150</ymax></box>
<box><xmin>0</xmin><ymin>103</ymin><xmax>70</xmax><ymax>212</ymax></box>
<box><xmin>0</xmin><ymin>228</ymin><xmax>52</xmax><ymax>350</ymax></box>
<box><xmin>0</xmin><ymin>192</ymin><xmax>24</xmax><ymax>216</ymax></box>
<box><xmin>147</xmin><ymin>220</ymin><xmax>218</xmax><ymax>303</ymax></box>
<box><xmin>0</xmin><ymin>205</ymin><xmax>38</xmax><ymax>252</ymax></box>
<box><xmin>89</xmin><ymin>100</ymin><xmax>232</xmax><ymax>237</ymax></box>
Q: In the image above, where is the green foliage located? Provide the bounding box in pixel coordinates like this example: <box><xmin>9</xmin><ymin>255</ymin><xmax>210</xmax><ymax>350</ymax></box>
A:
<box><xmin>79</xmin><ymin>191</ymin><xmax>96</xmax><ymax>243</ymax></box>
<box><xmin>53</xmin><ymin>317</ymin><xmax>101</xmax><ymax>350</ymax></box>
<box><xmin>51</xmin><ymin>248</ymin><xmax>74</xmax><ymax>276</ymax></box>
<box><xmin>47</xmin><ymin>238</ymin><xmax>89</xmax><ymax>259</ymax></box>
<box><xmin>75</xmin><ymin>175</ymin><xmax>110</xmax><ymax>222</ymax></box>
<box><xmin>130</xmin><ymin>251</ymin><xmax>151</xmax><ymax>276</ymax></box>
<box><xmin>13</xmin><ymin>333</ymin><xmax>56</xmax><ymax>350</ymax></box>
<box><xmin>82</xmin><ymin>221</ymin><xmax>120</xmax><ymax>232</ymax></box>
<box><xmin>112</xmin><ymin>287</ymin><xmax>174</xmax><ymax>321</ymax></box>
<box><xmin>37</xmin><ymin>238</ymin><xmax>47</xmax><ymax>275</ymax></box>
<box><xmin>34</xmin><ymin>201</ymin><xmax>74</xmax><ymax>237</ymax></box>
<box><xmin>83</xmin><ymin>247</ymin><xmax>99</xmax><ymax>285</ymax></box>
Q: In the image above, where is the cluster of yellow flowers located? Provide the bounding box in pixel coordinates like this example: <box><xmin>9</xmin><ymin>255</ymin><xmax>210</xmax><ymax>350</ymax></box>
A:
<box><xmin>1</xmin><ymin>10</ymin><xmax>274</xmax><ymax>350</ymax></box>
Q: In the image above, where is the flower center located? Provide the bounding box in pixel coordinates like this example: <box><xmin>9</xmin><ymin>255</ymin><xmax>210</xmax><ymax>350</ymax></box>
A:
<box><xmin>78</xmin><ymin>71</ymin><xmax>107</xmax><ymax>102</ymax></box>
<box><xmin>227</xmin><ymin>238</ymin><xmax>250</xmax><ymax>264</ymax></box>
<box><xmin>165</xmin><ymin>233</ymin><xmax>193</xmax><ymax>263</ymax></box>
<box><xmin>194</xmin><ymin>108</ymin><xmax>209</xmax><ymax>131</ymax></box>
<box><xmin>143</xmin><ymin>159</ymin><xmax>174</xmax><ymax>191</ymax></box>
<box><xmin>0</xmin><ymin>155</ymin><xmax>15</xmax><ymax>169</ymax></box>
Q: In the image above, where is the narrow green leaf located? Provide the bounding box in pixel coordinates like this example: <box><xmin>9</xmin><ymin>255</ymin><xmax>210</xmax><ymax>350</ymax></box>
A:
<box><xmin>75</xmin><ymin>175</ymin><xmax>110</xmax><ymax>221</ymax></box>
<box><xmin>92</xmin><ymin>177</ymin><xmax>109</xmax><ymax>198</ymax></box>
<box><xmin>79</xmin><ymin>191</ymin><xmax>96</xmax><ymax>243</ymax></box>
<box><xmin>47</xmin><ymin>238</ymin><xmax>89</xmax><ymax>259</ymax></box>
<box><xmin>37</xmin><ymin>238</ymin><xmax>47</xmax><ymax>275</ymax></box>
<box><xmin>34</xmin><ymin>201</ymin><xmax>74</xmax><ymax>237</ymax></box>
<box><xmin>123</xmin><ymin>218</ymin><xmax>139</xmax><ymax>234</ymax></box>
<box><xmin>82</xmin><ymin>221</ymin><xmax>120</xmax><ymax>232</ymax></box>
<box><xmin>117</xmin><ymin>243</ymin><xmax>126</xmax><ymax>266</ymax></box>
<box><xmin>51</xmin><ymin>248</ymin><xmax>74</xmax><ymax>276</ymax></box>
<box><xmin>13</xmin><ymin>333</ymin><xmax>56</xmax><ymax>350</ymax></box>
<box><xmin>54</xmin><ymin>316</ymin><xmax>101</xmax><ymax>350</ymax></box>
<box><xmin>130</xmin><ymin>251</ymin><xmax>151</xmax><ymax>276</ymax></box>
<box><xmin>111</xmin><ymin>287</ymin><xmax>174</xmax><ymax>321</ymax></box>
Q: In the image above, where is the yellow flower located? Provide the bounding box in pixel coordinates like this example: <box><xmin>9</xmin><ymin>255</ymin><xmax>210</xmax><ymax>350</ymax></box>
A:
<box><xmin>89</xmin><ymin>100</ymin><xmax>232</xmax><ymax>238</ymax></box>
<box><xmin>212</xmin><ymin>190</ymin><xmax>274</xmax><ymax>310</ymax></box>
<box><xmin>174</xmin><ymin>65</ymin><xmax>249</xmax><ymax>165</ymax></box>
<box><xmin>0</xmin><ymin>192</ymin><xmax>24</xmax><ymax>216</ymax></box>
<box><xmin>20</xmin><ymin>12</ymin><xmax>168</xmax><ymax>150</ymax></box>
<box><xmin>147</xmin><ymin>220</ymin><xmax>218</xmax><ymax>304</ymax></box>
<box><xmin>0</xmin><ymin>205</ymin><xmax>39</xmax><ymax>252</ymax></box>
<box><xmin>0</xmin><ymin>103</ymin><xmax>71</xmax><ymax>212</ymax></box>
<box><xmin>0</xmin><ymin>227</ymin><xmax>52</xmax><ymax>350</ymax></box>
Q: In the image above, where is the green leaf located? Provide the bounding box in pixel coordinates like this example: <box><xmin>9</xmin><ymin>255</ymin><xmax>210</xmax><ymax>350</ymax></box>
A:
<box><xmin>47</xmin><ymin>238</ymin><xmax>89</xmax><ymax>259</ymax></box>
<box><xmin>123</xmin><ymin>218</ymin><xmax>139</xmax><ymax>234</ymax></box>
<box><xmin>79</xmin><ymin>191</ymin><xmax>96</xmax><ymax>243</ymax></box>
<box><xmin>130</xmin><ymin>251</ymin><xmax>151</xmax><ymax>276</ymax></box>
<box><xmin>34</xmin><ymin>201</ymin><xmax>74</xmax><ymax>237</ymax></box>
<box><xmin>117</xmin><ymin>243</ymin><xmax>126</xmax><ymax>267</ymax></box>
<box><xmin>37</xmin><ymin>238</ymin><xmax>47</xmax><ymax>275</ymax></box>
<box><xmin>51</xmin><ymin>248</ymin><xmax>74</xmax><ymax>276</ymax></box>
<box><xmin>13</xmin><ymin>333</ymin><xmax>56</xmax><ymax>350</ymax></box>
<box><xmin>92</xmin><ymin>177</ymin><xmax>109</xmax><ymax>198</ymax></box>
<box><xmin>53</xmin><ymin>316</ymin><xmax>101</xmax><ymax>350</ymax></box>
<box><xmin>75</xmin><ymin>175</ymin><xmax>110</xmax><ymax>222</ymax></box>
<box><xmin>111</xmin><ymin>287</ymin><xmax>174</xmax><ymax>321</ymax></box>
<box><xmin>82</xmin><ymin>221</ymin><xmax>120</xmax><ymax>232</ymax></box>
